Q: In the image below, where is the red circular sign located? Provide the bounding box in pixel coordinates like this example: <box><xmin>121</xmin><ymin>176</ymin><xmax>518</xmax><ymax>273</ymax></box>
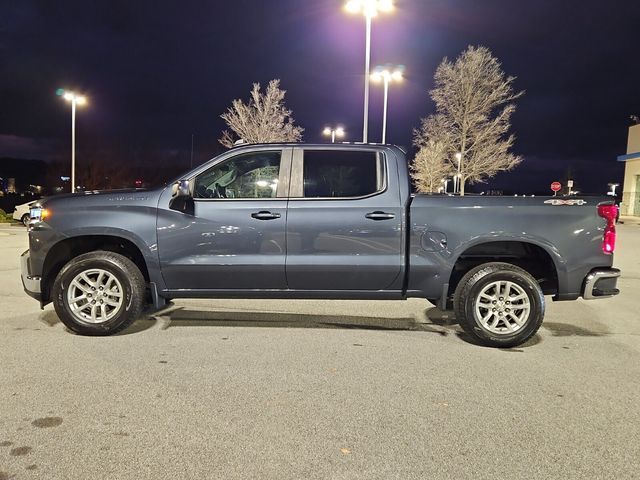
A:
<box><xmin>551</xmin><ymin>182</ymin><xmax>562</xmax><ymax>192</ymax></box>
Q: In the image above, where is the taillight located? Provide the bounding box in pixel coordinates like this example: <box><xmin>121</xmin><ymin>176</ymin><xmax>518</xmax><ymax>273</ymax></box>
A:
<box><xmin>598</xmin><ymin>204</ymin><xmax>617</xmax><ymax>254</ymax></box>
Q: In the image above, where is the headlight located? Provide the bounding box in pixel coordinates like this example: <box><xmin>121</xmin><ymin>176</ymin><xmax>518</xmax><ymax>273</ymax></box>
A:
<box><xmin>29</xmin><ymin>207</ymin><xmax>49</xmax><ymax>222</ymax></box>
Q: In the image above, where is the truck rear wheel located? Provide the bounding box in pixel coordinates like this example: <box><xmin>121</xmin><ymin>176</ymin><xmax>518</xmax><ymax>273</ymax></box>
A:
<box><xmin>52</xmin><ymin>251</ymin><xmax>146</xmax><ymax>335</ymax></box>
<box><xmin>453</xmin><ymin>262</ymin><xmax>544</xmax><ymax>348</ymax></box>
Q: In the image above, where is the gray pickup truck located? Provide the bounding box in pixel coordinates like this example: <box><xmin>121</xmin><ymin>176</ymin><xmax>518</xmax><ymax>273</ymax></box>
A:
<box><xmin>21</xmin><ymin>144</ymin><xmax>620</xmax><ymax>347</ymax></box>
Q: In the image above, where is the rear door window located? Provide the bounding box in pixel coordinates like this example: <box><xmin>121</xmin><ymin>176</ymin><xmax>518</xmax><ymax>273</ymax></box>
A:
<box><xmin>303</xmin><ymin>150</ymin><xmax>383</xmax><ymax>198</ymax></box>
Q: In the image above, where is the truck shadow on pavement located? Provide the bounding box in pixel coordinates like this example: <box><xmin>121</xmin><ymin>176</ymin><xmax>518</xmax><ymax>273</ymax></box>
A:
<box><xmin>426</xmin><ymin>309</ymin><xmax>608</xmax><ymax>346</ymax></box>
<box><xmin>425</xmin><ymin>307</ymin><xmax>542</xmax><ymax>349</ymax></box>
<box><xmin>144</xmin><ymin>306</ymin><xmax>450</xmax><ymax>336</ymax></box>
<box><xmin>38</xmin><ymin>307</ymin><xmax>605</xmax><ymax>345</ymax></box>
<box><xmin>38</xmin><ymin>307</ymin><xmax>450</xmax><ymax>336</ymax></box>
<box><xmin>541</xmin><ymin>322</ymin><xmax>607</xmax><ymax>337</ymax></box>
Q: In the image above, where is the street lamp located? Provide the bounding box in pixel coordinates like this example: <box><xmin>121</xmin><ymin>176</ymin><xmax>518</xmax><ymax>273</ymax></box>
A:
<box><xmin>371</xmin><ymin>65</ymin><xmax>404</xmax><ymax>144</ymax></box>
<box><xmin>344</xmin><ymin>0</ymin><xmax>394</xmax><ymax>144</ymax></box>
<box><xmin>58</xmin><ymin>89</ymin><xmax>87</xmax><ymax>193</ymax></box>
<box><xmin>608</xmin><ymin>183</ymin><xmax>620</xmax><ymax>196</ymax></box>
<box><xmin>454</xmin><ymin>152</ymin><xmax>463</xmax><ymax>194</ymax></box>
<box><xmin>323</xmin><ymin>126</ymin><xmax>346</xmax><ymax>143</ymax></box>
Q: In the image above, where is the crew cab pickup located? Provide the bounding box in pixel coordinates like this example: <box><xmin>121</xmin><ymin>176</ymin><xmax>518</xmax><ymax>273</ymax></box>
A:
<box><xmin>21</xmin><ymin>144</ymin><xmax>620</xmax><ymax>347</ymax></box>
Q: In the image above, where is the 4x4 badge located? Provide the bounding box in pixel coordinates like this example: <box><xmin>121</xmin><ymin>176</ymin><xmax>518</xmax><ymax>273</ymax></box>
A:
<box><xmin>544</xmin><ymin>199</ymin><xmax>587</xmax><ymax>206</ymax></box>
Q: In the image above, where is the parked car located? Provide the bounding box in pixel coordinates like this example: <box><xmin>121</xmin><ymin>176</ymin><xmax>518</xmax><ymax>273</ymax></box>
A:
<box><xmin>21</xmin><ymin>144</ymin><xmax>620</xmax><ymax>347</ymax></box>
<box><xmin>12</xmin><ymin>200</ymin><xmax>37</xmax><ymax>226</ymax></box>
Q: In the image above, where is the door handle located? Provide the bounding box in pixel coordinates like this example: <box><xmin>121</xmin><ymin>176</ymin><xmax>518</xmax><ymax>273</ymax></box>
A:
<box><xmin>365</xmin><ymin>211</ymin><xmax>395</xmax><ymax>220</ymax></box>
<box><xmin>251</xmin><ymin>211</ymin><xmax>281</xmax><ymax>220</ymax></box>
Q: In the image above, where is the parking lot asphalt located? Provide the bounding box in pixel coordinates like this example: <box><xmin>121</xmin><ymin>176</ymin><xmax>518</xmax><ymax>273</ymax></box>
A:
<box><xmin>1</xmin><ymin>224</ymin><xmax>639</xmax><ymax>479</ymax></box>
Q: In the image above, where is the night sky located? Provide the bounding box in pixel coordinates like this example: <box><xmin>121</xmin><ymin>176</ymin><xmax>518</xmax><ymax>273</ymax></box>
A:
<box><xmin>1</xmin><ymin>0</ymin><xmax>639</xmax><ymax>193</ymax></box>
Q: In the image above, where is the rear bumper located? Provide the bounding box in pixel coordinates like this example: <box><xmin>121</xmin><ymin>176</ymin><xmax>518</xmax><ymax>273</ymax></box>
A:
<box><xmin>582</xmin><ymin>268</ymin><xmax>620</xmax><ymax>300</ymax></box>
<box><xmin>20</xmin><ymin>249</ymin><xmax>42</xmax><ymax>302</ymax></box>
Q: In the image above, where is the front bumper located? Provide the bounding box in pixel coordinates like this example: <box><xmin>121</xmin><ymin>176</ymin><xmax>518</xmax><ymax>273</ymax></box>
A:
<box><xmin>582</xmin><ymin>268</ymin><xmax>620</xmax><ymax>300</ymax></box>
<box><xmin>20</xmin><ymin>249</ymin><xmax>42</xmax><ymax>302</ymax></box>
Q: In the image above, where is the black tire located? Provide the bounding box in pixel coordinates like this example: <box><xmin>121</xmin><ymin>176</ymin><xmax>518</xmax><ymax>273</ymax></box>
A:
<box><xmin>21</xmin><ymin>213</ymin><xmax>30</xmax><ymax>226</ymax></box>
<box><xmin>52</xmin><ymin>251</ymin><xmax>146</xmax><ymax>335</ymax></box>
<box><xmin>453</xmin><ymin>262</ymin><xmax>544</xmax><ymax>348</ymax></box>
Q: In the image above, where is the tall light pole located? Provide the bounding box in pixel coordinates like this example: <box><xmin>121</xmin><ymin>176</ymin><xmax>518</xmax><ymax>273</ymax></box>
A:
<box><xmin>345</xmin><ymin>0</ymin><xmax>394</xmax><ymax>144</ymax></box>
<box><xmin>371</xmin><ymin>65</ymin><xmax>403</xmax><ymax>144</ymax></box>
<box><xmin>323</xmin><ymin>126</ymin><xmax>345</xmax><ymax>143</ymax></box>
<box><xmin>455</xmin><ymin>152</ymin><xmax>463</xmax><ymax>195</ymax></box>
<box><xmin>58</xmin><ymin>90</ymin><xmax>87</xmax><ymax>193</ymax></box>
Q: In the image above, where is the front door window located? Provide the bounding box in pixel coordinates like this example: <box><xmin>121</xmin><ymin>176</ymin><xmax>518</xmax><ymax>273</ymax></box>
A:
<box><xmin>194</xmin><ymin>151</ymin><xmax>281</xmax><ymax>199</ymax></box>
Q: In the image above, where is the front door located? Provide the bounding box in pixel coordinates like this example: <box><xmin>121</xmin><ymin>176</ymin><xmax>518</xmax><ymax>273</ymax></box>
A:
<box><xmin>285</xmin><ymin>148</ymin><xmax>404</xmax><ymax>291</ymax></box>
<box><xmin>157</xmin><ymin>149</ymin><xmax>291</xmax><ymax>290</ymax></box>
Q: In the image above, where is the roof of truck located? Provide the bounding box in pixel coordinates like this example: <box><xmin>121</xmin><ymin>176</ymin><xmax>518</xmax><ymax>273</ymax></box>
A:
<box><xmin>230</xmin><ymin>142</ymin><xmax>404</xmax><ymax>151</ymax></box>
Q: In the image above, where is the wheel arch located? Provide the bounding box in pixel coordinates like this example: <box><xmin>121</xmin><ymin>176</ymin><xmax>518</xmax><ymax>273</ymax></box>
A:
<box><xmin>447</xmin><ymin>238</ymin><xmax>563</xmax><ymax>299</ymax></box>
<box><xmin>41</xmin><ymin>234</ymin><xmax>151</xmax><ymax>305</ymax></box>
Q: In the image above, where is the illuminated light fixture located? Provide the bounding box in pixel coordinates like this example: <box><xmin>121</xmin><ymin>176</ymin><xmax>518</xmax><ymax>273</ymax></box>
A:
<box><xmin>323</xmin><ymin>126</ymin><xmax>346</xmax><ymax>143</ymax></box>
<box><xmin>453</xmin><ymin>152</ymin><xmax>463</xmax><ymax>194</ymax></box>
<box><xmin>370</xmin><ymin>65</ymin><xmax>404</xmax><ymax>143</ymax></box>
<box><xmin>58</xmin><ymin>89</ymin><xmax>88</xmax><ymax>193</ymax></box>
<box><xmin>345</xmin><ymin>0</ymin><xmax>394</xmax><ymax>16</ymax></box>
<box><xmin>344</xmin><ymin>0</ymin><xmax>394</xmax><ymax>143</ymax></box>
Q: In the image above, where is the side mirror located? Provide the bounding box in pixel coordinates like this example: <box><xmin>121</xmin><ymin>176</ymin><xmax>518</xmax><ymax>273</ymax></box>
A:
<box><xmin>169</xmin><ymin>179</ymin><xmax>194</xmax><ymax>214</ymax></box>
<box><xmin>171</xmin><ymin>179</ymin><xmax>191</xmax><ymax>198</ymax></box>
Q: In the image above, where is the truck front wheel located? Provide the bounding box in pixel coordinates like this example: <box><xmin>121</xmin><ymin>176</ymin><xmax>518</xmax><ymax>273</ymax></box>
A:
<box><xmin>52</xmin><ymin>251</ymin><xmax>146</xmax><ymax>335</ymax></box>
<box><xmin>453</xmin><ymin>262</ymin><xmax>544</xmax><ymax>348</ymax></box>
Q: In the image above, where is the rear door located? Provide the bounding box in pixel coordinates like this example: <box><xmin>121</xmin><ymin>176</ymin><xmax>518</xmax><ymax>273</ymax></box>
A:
<box><xmin>285</xmin><ymin>147</ymin><xmax>404</xmax><ymax>291</ymax></box>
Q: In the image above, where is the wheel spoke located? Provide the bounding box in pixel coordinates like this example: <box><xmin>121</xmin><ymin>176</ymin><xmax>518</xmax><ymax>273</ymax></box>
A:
<box><xmin>511</xmin><ymin>313</ymin><xmax>524</xmax><ymax>323</ymax></box>
<box><xmin>501</xmin><ymin>318</ymin><xmax>513</xmax><ymax>331</ymax></box>
<box><xmin>80</xmin><ymin>273</ymin><xmax>95</xmax><ymax>287</ymax></box>
<box><xmin>501</xmin><ymin>281</ymin><xmax>510</xmax><ymax>298</ymax></box>
<box><xmin>70</xmin><ymin>294</ymin><xmax>86</xmax><ymax>303</ymax></box>
<box><xmin>71</xmin><ymin>281</ymin><xmax>92</xmax><ymax>294</ymax></box>
<box><xmin>510</xmin><ymin>293</ymin><xmax>527</xmax><ymax>302</ymax></box>
<box><xmin>71</xmin><ymin>302</ymin><xmax>87</xmax><ymax>313</ymax></box>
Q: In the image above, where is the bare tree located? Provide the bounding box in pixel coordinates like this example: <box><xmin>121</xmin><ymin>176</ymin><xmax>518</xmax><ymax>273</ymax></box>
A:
<box><xmin>219</xmin><ymin>79</ymin><xmax>304</xmax><ymax>148</ymax></box>
<box><xmin>410</xmin><ymin>139</ymin><xmax>453</xmax><ymax>193</ymax></box>
<box><xmin>415</xmin><ymin>46</ymin><xmax>524</xmax><ymax>195</ymax></box>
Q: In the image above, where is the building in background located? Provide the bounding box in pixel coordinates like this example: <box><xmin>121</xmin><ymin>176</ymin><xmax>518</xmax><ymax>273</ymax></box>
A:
<box><xmin>618</xmin><ymin>124</ymin><xmax>640</xmax><ymax>216</ymax></box>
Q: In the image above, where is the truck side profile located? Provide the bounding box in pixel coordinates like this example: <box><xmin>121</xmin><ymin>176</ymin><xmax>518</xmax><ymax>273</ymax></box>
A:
<box><xmin>21</xmin><ymin>144</ymin><xmax>620</xmax><ymax>347</ymax></box>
